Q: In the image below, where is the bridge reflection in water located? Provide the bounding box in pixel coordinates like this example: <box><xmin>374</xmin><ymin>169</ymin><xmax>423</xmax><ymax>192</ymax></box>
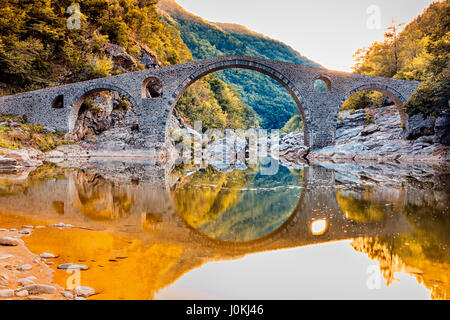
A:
<box><xmin>0</xmin><ymin>161</ymin><xmax>448</xmax><ymax>299</ymax></box>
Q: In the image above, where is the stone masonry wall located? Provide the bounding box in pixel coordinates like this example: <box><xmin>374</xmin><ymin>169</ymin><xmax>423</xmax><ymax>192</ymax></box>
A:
<box><xmin>0</xmin><ymin>55</ymin><xmax>421</xmax><ymax>149</ymax></box>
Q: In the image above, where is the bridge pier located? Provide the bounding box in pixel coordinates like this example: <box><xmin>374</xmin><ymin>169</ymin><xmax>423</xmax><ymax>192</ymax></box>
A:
<box><xmin>304</xmin><ymin>96</ymin><xmax>341</xmax><ymax>149</ymax></box>
<box><xmin>138</xmin><ymin>98</ymin><xmax>170</xmax><ymax>144</ymax></box>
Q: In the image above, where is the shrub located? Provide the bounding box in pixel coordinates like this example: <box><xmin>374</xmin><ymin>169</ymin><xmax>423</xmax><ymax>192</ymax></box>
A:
<box><xmin>86</xmin><ymin>55</ymin><xmax>113</xmax><ymax>79</ymax></box>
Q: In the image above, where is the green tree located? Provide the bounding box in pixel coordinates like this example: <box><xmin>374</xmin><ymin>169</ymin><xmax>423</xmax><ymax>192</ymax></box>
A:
<box><xmin>352</xmin><ymin>1</ymin><xmax>450</xmax><ymax>117</ymax></box>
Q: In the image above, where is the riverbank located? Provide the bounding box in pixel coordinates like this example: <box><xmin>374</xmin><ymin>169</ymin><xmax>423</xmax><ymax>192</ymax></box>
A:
<box><xmin>0</xmin><ymin>105</ymin><xmax>449</xmax><ymax>172</ymax></box>
<box><xmin>0</xmin><ymin>224</ymin><xmax>98</xmax><ymax>300</ymax></box>
<box><xmin>0</xmin><ymin>227</ymin><xmax>66</xmax><ymax>300</ymax></box>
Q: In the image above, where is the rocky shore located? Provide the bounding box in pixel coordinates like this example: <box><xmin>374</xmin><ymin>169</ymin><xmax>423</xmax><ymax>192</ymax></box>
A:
<box><xmin>0</xmin><ymin>103</ymin><xmax>449</xmax><ymax>172</ymax></box>
<box><xmin>308</xmin><ymin>106</ymin><xmax>450</xmax><ymax>162</ymax></box>
<box><xmin>0</xmin><ymin>225</ymin><xmax>96</xmax><ymax>300</ymax></box>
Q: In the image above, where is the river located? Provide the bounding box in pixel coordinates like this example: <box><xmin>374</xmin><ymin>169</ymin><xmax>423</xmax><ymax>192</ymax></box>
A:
<box><xmin>0</xmin><ymin>159</ymin><xmax>448</xmax><ymax>300</ymax></box>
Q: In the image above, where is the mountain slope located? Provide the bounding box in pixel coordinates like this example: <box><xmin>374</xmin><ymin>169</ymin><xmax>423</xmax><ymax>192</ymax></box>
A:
<box><xmin>158</xmin><ymin>0</ymin><xmax>321</xmax><ymax>129</ymax></box>
<box><xmin>0</xmin><ymin>0</ymin><xmax>193</xmax><ymax>95</ymax></box>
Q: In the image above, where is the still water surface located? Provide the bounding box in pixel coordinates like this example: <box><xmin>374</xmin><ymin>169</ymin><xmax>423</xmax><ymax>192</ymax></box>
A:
<box><xmin>0</xmin><ymin>160</ymin><xmax>448</xmax><ymax>299</ymax></box>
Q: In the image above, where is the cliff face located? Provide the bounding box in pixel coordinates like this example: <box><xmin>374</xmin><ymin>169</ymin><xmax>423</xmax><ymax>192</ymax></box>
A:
<box><xmin>308</xmin><ymin>105</ymin><xmax>449</xmax><ymax>162</ymax></box>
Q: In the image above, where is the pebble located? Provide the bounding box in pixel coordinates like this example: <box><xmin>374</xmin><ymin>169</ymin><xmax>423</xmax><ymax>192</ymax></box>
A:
<box><xmin>17</xmin><ymin>278</ymin><xmax>34</xmax><ymax>286</ymax></box>
<box><xmin>0</xmin><ymin>275</ymin><xmax>9</xmax><ymax>281</ymax></box>
<box><xmin>18</xmin><ymin>230</ymin><xmax>32</xmax><ymax>235</ymax></box>
<box><xmin>27</xmin><ymin>295</ymin><xmax>46</xmax><ymax>300</ymax></box>
<box><xmin>0</xmin><ymin>254</ymin><xmax>13</xmax><ymax>261</ymax></box>
<box><xmin>40</xmin><ymin>253</ymin><xmax>57</xmax><ymax>259</ymax></box>
<box><xmin>17</xmin><ymin>264</ymin><xmax>32</xmax><ymax>271</ymax></box>
<box><xmin>9</xmin><ymin>229</ymin><xmax>17</xmax><ymax>232</ymax></box>
<box><xmin>0</xmin><ymin>228</ymin><xmax>6</xmax><ymax>232</ymax></box>
<box><xmin>50</xmin><ymin>222</ymin><xmax>66</xmax><ymax>228</ymax></box>
<box><xmin>22</xmin><ymin>226</ymin><xmax>34</xmax><ymax>229</ymax></box>
<box><xmin>57</xmin><ymin>263</ymin><xmax>89</xmax><ymax>271</ymax></box>
<box><xmin>15</xmin><ymin>290</ymin><xmax>28</xmax><ymax>297</ymax></box>
<box><xmin>75</xmin><ymin>286</ymin><xmax>95</xmax><ymax>298</ymax></box>
<box><xmin>60</xmin><ymin>291</ymin><xmax>74</xmax><ymax>299</ymax></box>
<box><xmin>0</xmin><ymin>237</ymin><xmax>20</xmax><ymax>246</ymax></box>
<box><xmin>0</xmin><ymin>289</ymin><xmax>14</xmax><ymax>297</ymax></box>
<box><xmin>23</xmin><ymin>284</ymin><xmax>56</xmax><ymax>295</ymax></box>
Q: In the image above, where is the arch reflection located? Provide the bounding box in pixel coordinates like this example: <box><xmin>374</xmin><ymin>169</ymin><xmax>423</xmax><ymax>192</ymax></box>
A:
<box><xmin>70</xmin><ymin>171</ymin><xmax>133</xmax><ymax>221</ymax></box>
<box><xmin>170</xmin><ymin>161</ymin><xmax>306</xmax><ymax>244</ymax></box>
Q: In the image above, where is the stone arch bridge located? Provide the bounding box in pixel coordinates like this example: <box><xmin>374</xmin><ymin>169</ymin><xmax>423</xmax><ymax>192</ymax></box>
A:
<box><xmin>0</xmin><ymin>55</ymin><xmax>420</xmax><ymax>149</ymax></box>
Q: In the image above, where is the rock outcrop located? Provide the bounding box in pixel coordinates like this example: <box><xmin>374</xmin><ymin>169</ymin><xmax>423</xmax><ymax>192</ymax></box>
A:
<box><xmin>309</xmin><ymin>105</ymin><xmax>449</xmax><ymax>163</ymax></box>
<box><xmin>278</xmin><ymin>132</ymin><xmax>309</xmax><ymax>161</ymax></box>
<box><xmin>434</xmin><ymin>109</ymin><xmax>450</xmax><ymax>146</ymax></box>
<box><xmin>0</xmin><ymin>104</ymin><xmax>448</xmax><ymax>170</ymax></box>
<box><xmin>165</xmin><ymin>105</ymin><xmax>449</xmax><ymax>165</ymax></box>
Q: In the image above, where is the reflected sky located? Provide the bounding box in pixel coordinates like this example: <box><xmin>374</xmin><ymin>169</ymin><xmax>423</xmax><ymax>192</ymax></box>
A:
<box><xmin>155</xmin><ymin>241</ymin><xmax>430</xmax><ymax>300</ymax></box>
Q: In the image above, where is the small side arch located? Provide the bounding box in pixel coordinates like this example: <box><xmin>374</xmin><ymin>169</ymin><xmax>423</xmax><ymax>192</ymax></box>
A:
<box><xmin>68</xmin><ymin>84</ymin><xmax>138</xmax><ymax>132</ymax></box>
<box><xmin>314</xmin><ymin>75</ymin><xmax>332</xmax><ymax>92</ymax></box>
<box><xmin>142</xmin><ymin>77</ymin><xmax>163</xmax><ymax>98</ymax></box>
<box><xmin>52</xmin><ymin>95</ymin><xmax>64</xmax><ymax>109</ymax></box>
<box><xmin>338</xmin><ymin>83</ymin><xmax>409</xmax><ymax>132</ymax></box>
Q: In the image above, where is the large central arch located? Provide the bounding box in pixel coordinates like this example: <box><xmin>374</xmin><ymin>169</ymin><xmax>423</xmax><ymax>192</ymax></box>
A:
<box><xmin>165</xmin><ymin>58</ymin><xmax>311</xmax><ymax>146</ymax></box>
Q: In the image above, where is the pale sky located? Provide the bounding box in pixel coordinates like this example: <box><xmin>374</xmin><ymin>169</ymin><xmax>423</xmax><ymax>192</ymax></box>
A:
<box><xmin>176</xmin><ymin>0</ymin><xmax>437</xmax><ymax>71</ymax></box>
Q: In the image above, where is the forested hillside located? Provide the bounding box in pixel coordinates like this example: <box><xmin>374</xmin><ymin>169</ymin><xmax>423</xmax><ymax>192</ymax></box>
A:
<box><xmin>0</xmin><ymin>0</ymin><xmax>258</xmax><ymax>130</ymax></box>
<box><xmin>0</xmin><ymin>0</ymin><xmax>191</xmax><ymax>94</ymax></box>
<box><xmin>157</xmin><ymin>0</ymin><xmax>321</xmax><ymax>129</ymax></box>
<box><xmin>352</xmin><ymin>0</ymin><xmax>449</xmax><ymax>118</ymax></box>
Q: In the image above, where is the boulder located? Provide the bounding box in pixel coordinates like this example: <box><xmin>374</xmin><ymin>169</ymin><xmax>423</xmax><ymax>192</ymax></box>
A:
<box><xmin>0</xmin><ymin>236</ymin><xmax>20</xmax><ymax>246</ymax></box>
<box><xmin>60</xmin><ymin>291</ymin><xmax>74</xmax><ymax>299</ymax></box>
<box><xmin>15</xmin><ymin>290</ymin><xmax>28</xmax><ymax>297</ymax></box>
<box><xmin>105</xmin><ymin>43</ymin><xmax>138</xmax><ymax>70</ymax></box>
<box><xmin>0</xmin><ymin>289</ymin><xmax>14</xmax><ymax>298</ymax></box>
<box><xmin>40</xmin><ymin>253</ymin><xmax>57</xmax><ymax>259</ymax></box>
<box><xmin>75</xmin><ymin>286</ymin><xmax>95</xmax><ymax>298</ymax></box>
<box><xmin>137</xmin><ymin>43</ymin><xmax>162</xmax><ymax>68</ymax></box>
<box><xmin>0</xmin><ymin>157</ymin><xmax>18</xmax><ymax>168</ymax></box>
<box><xmin>16</xmin><ymin>264</ymin><xmax>32</xmax><ymax>271</ymax></box>
<box><xmin>361</xmin><ymin>124</ymin><xmax>380</xmax><ymax>136</ymax></box>
<box><xmin>22</xmin><ymin>284</ymin><xmax>56</xmax><ymax>295</ymax></box>
<box><xmin>434</xmin><ymin>110</ymin><xmax>450</xmax><ymax>146</ymax></box>
<box><xmin>57</xmin><ymin>263</ymin><xmax>89</xmax><ymax>271</ymax></box>
<box><xmin>407</xmin><ymin>113</ymin><xmax>435</xmax><ymax>140</ymax></box>
<box><xmin>17</xmin><ymin>278</ymin><xmax>34</xmax><ymax>286</ymax></box>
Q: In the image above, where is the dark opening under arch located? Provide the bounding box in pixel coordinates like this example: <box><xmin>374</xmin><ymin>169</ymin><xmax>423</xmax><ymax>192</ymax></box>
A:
<box><xmin>52</xmin><ymin>95</ymin><xmax>64</xmax><ymax>109</ymax></box>
<box><xmin>142</xmin><ymin>77</ymin><xmax>163</xmax><ymax>98</ymax></box>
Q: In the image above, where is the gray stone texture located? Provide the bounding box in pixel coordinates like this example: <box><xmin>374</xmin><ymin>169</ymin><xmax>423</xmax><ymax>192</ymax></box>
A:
<box><xmin>0</xmin><ymin>55</ymin><xmax>420</xmax><ymax>149</ymax></box>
